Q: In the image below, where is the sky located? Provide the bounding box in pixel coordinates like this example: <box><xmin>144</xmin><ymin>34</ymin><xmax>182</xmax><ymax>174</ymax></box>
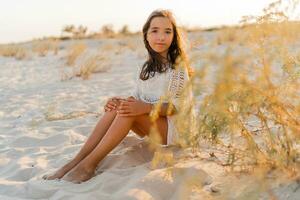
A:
<box><xmin>0</xmin><ymin>0</ymin><xmax>286</xmax><ymax>44</ymax></box>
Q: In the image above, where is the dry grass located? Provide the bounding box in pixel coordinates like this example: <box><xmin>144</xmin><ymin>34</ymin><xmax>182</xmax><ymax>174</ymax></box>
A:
<box><xmin>215</xmin><ymin>27</ymin><xmax>238</xmax><ymax>45</ymax></box>
<box><xmin>32</xmin><ymin>39</ymin><xmax>60</xmax><ymax>57</ymax></box>
<box><xmin>148</xmin><ymin>2</ymin><xmax>300</xmax><ymax>196</ymax></box>
<box><xmin>0</xmin><ymin>39</ymin><xmax>61</xmax><ymax>60</ymax></box>
<box><xmin>75</xmin><ymin>54</ymin><xmax>110</xmax><ymax>79</ymax></box>
<box><xmin>65</xmin><ymin>42</ymin><xmax>87</xmax><ymax>66</ymax></box>
<box><xmin>100</xmin><ymin>43</ymin><xmax>114</xmax><ymax>52</ymax></box>
<box><xmin>51</xmin><ymin>39</ymin><xmax>60</xmax><ymax>55</ymax></box>
<box><xmin>0</xmin><ymin>44</ymin><xmax>28</xmax><ymax>60</ymax></box>
<box><xmin>61</xmin><ymin>42</ymin><xmax>113</xmax><ymax>81</ymax></box>
<box><xmin>121</xmin><ymin>39</ymin><xmax>141</xmax><ymax>51</ymax></box>
<box><xmin>190</xmin><ymin>35</ymin><xmax>204</xmax><ymax>49</ymax></box>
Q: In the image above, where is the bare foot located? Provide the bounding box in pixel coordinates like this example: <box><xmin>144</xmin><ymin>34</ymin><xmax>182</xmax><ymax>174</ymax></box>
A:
<box><xmin>43</xmin><ymin>162</ymin><xmax>76</xmax><ymax>180</ymax></box>
<box><xmin>62</xmin><ymin>163</ymin><xmax>96</xmax><ymax>184</ymax></box>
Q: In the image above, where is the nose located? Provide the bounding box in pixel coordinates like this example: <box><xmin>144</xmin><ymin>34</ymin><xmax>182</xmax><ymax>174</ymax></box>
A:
<box><xmin>158</xmin><ymin>33</ymin><xmax>165</xmax><ymax>41</ymax></box>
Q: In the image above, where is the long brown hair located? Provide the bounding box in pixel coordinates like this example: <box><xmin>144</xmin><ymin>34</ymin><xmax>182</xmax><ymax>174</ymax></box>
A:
<box><xmin>140</xmin><ymin>9</ymin><xmax>191</xmax><ymax>80</ymax></box>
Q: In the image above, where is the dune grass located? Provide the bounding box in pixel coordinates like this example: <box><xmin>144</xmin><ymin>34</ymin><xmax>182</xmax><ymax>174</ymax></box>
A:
<box><xmin>32</xmin><ymin>39</ymin><xmax>60</xmax><ymax>57</ymax></box>
<box><xmin>148</xmin><ymin>2</ymin><xmax>300</xmax><ymax>198</ymax></box>
<box><xmin>76</xmin><ymin>54</ymin><xmax>110</xmax><ymax>79</ymax></box>
<box><xmin>0</xmin><ymin>44</ymin><xmax>28</xmax><ymax>60</ymax></box>
<box><xmin>65</xmin><ymin>42</ymin><xmax>87</xmax><ymax>66</ymax></box>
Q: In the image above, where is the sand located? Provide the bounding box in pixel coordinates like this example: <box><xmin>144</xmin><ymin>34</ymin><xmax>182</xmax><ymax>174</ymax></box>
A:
<box><xmin>0</xmin><ymin>36</ymin><xmax>299</xmax><ymax>200</ymax></box>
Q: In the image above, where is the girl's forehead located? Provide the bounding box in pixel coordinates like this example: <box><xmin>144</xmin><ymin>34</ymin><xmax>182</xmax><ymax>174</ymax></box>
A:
<box><xmin>149</xmin><ymin>17</ymin><xmax>173</xmax><ymax>29</ymax></box>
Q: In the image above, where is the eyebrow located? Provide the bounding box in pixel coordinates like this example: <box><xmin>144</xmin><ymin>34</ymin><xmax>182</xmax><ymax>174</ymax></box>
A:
<box><xmin>150</xmin><ymin>27</ymin><xmax>172</xmax><ymax>31</ymax></box>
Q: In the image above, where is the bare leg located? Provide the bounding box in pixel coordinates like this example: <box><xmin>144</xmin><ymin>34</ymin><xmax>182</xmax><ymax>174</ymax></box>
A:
<box><xmin>62</xmin><ymin>114</ymin><xmax>167</xmax><ymax>183</ymax></box>
<box><xmin>43</xmin><ymin>108</ymin><xmax>119</xmax><ymax>180</ymax></box>
<box><xmin>131</xmin><ymin>114</ymin><xmax>168</xmax><ymax>145</ymax></box>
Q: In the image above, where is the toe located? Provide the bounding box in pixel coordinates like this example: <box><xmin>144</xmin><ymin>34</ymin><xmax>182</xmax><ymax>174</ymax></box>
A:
<box><xmin>43</xmin><ymin>174</ymin><xmax>51</xmax><ymax>180</ymax></box>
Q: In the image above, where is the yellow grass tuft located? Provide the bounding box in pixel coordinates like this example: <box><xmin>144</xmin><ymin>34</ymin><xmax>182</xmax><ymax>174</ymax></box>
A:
<box><xmin>75</xmin><ymin>54</ymin><xmax>110</xmax><ymax>80</ymax></box>
<box><xmin>65</xmin><ymin>42</ymin><xmax>87</xmax><ymax>66</ymax></box>
<box><xmin>32</xmin><ymin>39</ymin><xmax>60</xmax><ymax>57</ymax></box>
<box><xmin>215</xmin><ymin>27</ymin><xmax>239</xmax><ymax>45</ymax></box>
<box><xmin>0</xmin><ymin>44</ymin><xmax>28</xmax><ymax>60</ymax></box>
<box><xmin>148</xmin><ymin>2</ymin><xmax>300</xmax><ymax>187</ymax></box>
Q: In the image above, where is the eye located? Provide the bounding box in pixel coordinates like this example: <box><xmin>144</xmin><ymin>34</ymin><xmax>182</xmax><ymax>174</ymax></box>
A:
<box><xmin>151</xmin><ymin>30</ymin><xmax>157</xmax><ymax>33</ymax></box>
<box><xmin>166</xmin><ymin>31</ymin><xmax>172</xmax><ymax>34</ymax></box>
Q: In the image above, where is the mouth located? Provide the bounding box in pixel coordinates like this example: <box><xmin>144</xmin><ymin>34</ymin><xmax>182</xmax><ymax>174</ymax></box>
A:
<box><xmin>155</xmin><ymin>43</ymin><xmax>165</xmax><ymax>46</ymax></box>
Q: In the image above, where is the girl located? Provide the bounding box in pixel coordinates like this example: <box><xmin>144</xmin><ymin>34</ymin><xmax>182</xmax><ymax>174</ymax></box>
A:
<box><xmin>43</xmin><ymin>9</ymin><xmax>193</xmax><ymax>183</ymax></box>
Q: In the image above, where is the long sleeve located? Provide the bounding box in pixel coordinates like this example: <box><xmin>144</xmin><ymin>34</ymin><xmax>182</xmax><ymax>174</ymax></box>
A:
<box><xmin>167</xmin><ymin>67</ymin><xmax>191</xmax><ymax>111</ymax></box>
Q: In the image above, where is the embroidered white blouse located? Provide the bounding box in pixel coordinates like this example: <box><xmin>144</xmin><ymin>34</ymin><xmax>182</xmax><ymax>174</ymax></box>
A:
<box><xmin>130</xmin><ymin>65</ymin><xmax>191</xmax><ymax>146</ymax></box>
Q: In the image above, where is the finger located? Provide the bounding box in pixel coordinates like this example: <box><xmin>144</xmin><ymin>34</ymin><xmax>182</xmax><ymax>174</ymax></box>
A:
<box><xmin>108</xmin><ymin>100</ymin><xmax>116</xmax><ymax>106</ymax></box>
<box><xmin>128</xmin><ymin>96</ymin><xmax>135</xmax><ymax>99</ymax></box>
<box><xmin>105</xmin><ymin>104</ymin><xmax>110</xmax><ymax>109</ymax></box>
<box><xmin>125</xmin><ymin>98</ymin><xmax>135</xmax><ymax>102</ymax></box>
<box><xmin>105</xmin><ymin>105</ymin><xmax>115</xmax><ymax>111</ymax></box>
<box><xmin>120</xmin><ymin>101</ymin><xmax>131</xmax><ymax>106</ymax></box>
<box><xmin>108</xmin><ymin>102</ymin><xmax>117</xmax><ymax>107</ymax></box>
<box><xmin>107</xmin><ymin>104</ymin><xmax>116</xmax><ymax>109</ymax></box>
<box><xmin>108</xmin><ymin>101</ymin><xmax>117</xmax><ymax>106</ymax></box>
<box><xmin>117</xmin><ymin>109</ymin><xmax>130</xmax><ymax>114</ymax></box>
<box><xmin>117</xmin><ymin>109</ymin><xmax>129</xmax><ymax>113</ymax></box>
<box><xmin>118</xmin><ymin>113</ymin><xmax>135</xmax><ymax>117</ymax></box>
<box><xmin>119</xmin><ymin>106</ymin><xmax>131</xmax><ymax>111</ymax></box>
<box><xmin>119</xmin><ymin>105</ymin><xmax>130</xmax><ymax>110</ymax></box>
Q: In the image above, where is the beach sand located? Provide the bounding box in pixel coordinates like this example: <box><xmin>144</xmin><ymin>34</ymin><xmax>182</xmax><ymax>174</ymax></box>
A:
<box><xmin>0</xmin><ymin>35</ymin><xmax>299</xmax><ymax>200</ymax></box>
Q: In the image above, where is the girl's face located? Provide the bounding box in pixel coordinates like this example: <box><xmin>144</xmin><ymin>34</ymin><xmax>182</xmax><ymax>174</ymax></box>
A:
<box><xmin>146</xmin><ymin>17</ymin><xmax>174</xmax><ymax>59</ymax></box>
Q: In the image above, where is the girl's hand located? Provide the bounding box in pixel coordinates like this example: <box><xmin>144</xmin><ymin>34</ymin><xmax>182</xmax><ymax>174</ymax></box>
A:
<box><xmin>117</xmin><ymin>98</ymin><xmax>151</xmax><ymax>116</ymax></box>
<box><xmin>104</xmin><ymin>97</ymin><xmax>124</xmax><ymax>112</ymax></box>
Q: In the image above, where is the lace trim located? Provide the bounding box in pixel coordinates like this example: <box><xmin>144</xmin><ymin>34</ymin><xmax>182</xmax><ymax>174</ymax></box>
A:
<box><xmin>168</xmin><ymin>69</ymin><xmax>185</xmax><ymax>98</ymax></box>
<box><xmin>143</xmin><ymin>96</ymin><xmax>160</xmax><ymax>103</ymax></box>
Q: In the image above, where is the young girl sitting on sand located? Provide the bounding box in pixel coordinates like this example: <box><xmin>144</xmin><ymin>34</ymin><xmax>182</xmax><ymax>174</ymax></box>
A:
<box><xmin>43</xmin><ymin>9</ymin><xmax>193</xmax><ymax>183</ymax></box>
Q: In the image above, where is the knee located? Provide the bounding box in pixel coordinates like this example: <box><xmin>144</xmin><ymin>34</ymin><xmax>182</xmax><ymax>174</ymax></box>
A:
<box><xmin>104</xmin><ymin>109</ymin><xmax>118</xmax><ymax>117</ymax></box>
<box><xmin>130</xmin><ymin>114</ymin><xmax>149</xmax><ymax>124</ymax></box>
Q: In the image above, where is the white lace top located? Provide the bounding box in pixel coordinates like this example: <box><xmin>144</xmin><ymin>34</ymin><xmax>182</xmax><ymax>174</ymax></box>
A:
<box><xmin>130</xmin><ymin>65</ymin><xmax>191</xmax><ymax>146</ymax></box>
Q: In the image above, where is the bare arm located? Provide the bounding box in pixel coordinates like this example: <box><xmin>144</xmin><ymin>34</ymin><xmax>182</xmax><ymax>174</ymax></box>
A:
<box><xmin>117</xmin><ymin>98</ymin><xmax>176</xmax><ymax>117</ymax></box>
